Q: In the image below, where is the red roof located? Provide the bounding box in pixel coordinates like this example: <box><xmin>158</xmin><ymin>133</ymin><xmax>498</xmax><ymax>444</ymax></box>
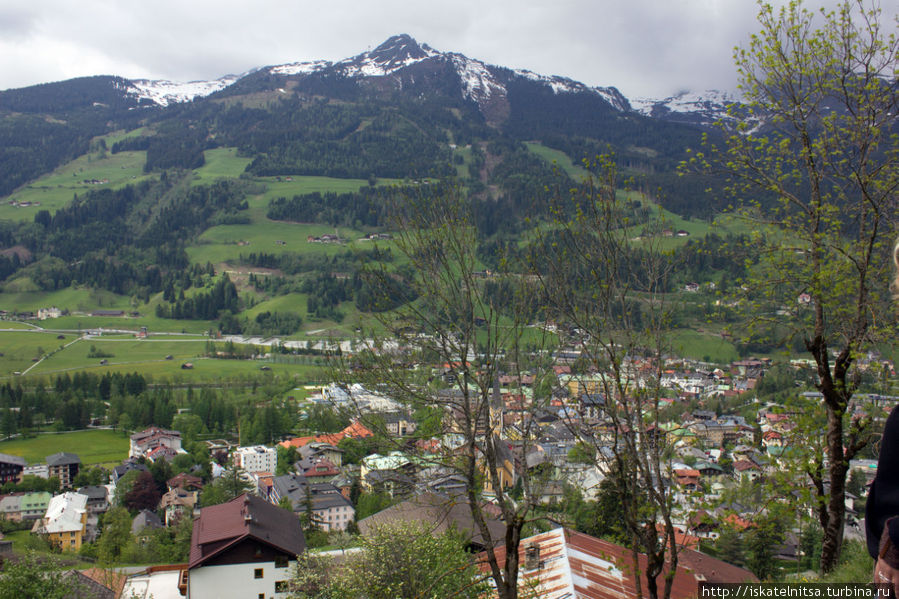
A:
<box><xmin>188</xmin><ymin>493</ymin><xmax>305</xmax><ymax>569</ymax></box>
<box><xmin>278</xmin><ymin>420</ymin><xmax>374</xmax><ymax>450</ymax></box>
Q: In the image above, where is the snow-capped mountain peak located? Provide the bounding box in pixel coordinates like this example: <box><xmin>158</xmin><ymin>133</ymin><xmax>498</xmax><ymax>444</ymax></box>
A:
<box><xmin>336</xmin><ymin>34</ymin><xmax>441</xmax><ymax>77</ymax></box>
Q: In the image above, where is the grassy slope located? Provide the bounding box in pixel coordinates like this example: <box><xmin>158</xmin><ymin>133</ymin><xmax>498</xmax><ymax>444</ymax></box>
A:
<box><xmin>0</xmin><ymin>429</ymin><xmax>128</xmax><ymax>466</ymax></box>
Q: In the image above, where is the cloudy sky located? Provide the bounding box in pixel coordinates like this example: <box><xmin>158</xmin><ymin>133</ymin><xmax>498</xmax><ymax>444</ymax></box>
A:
<box><xmin>0</xmin><ymin>0</ymin><xmax>885</xmax><ymax>99</ymax></box>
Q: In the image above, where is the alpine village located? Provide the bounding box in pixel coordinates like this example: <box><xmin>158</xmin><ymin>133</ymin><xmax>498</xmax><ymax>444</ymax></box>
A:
<box><xmin>0</xmin><ymin>3</ymin><xmax>897</xmax><ymax>598</ymax></box>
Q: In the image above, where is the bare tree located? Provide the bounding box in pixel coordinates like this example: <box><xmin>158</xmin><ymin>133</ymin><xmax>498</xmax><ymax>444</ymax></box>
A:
<box><xmin>532</xmin><ymin>156</ymin><xmax>682</xmax><ymax>599</ymax></box>
<box><xmin>336</xmin><ymin>185</ymin><xmax>555</xmax><ymax>599</ymax></box>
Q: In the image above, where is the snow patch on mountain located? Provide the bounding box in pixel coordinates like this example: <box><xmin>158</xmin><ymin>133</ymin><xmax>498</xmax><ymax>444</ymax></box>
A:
<box><xmin>513</xmin><ymin>69</ymin><xmax>630</xmax><ymax>111</ymax></box>
<box><xmin>127</xmin><ymin>75</ymin><xmax>241</xmax><ymax>106</ymax></box>
<box><xmin>450</xmin><ymin>54</ymin><xmax>505</xmax><ymax>102</ymax></box>
<box><xmin>270</xmin><ymin>60</ymin><xmax>331</xmax><ymax>76</ymax></box>
<box><xmin>630</xmin><ymin>90</ymin><xmax>740</xmax><ymax>123</ymax></box>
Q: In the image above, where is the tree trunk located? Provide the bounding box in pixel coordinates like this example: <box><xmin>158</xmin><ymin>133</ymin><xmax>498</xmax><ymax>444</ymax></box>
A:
<box><xmin>821</xmin><ymin>404</ymin><xmax>848</xmax><ymax>573</ymax></box>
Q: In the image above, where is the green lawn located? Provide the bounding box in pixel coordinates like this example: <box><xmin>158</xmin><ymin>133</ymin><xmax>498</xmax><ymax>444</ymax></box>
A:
<box><xmin>0</xmin><ymin>429</ymin><xmax>129</xmax><ymax>466</ymax></box>
<box><xmin>667</xmin><ymin>328</ymin><xmax>740</xmax><ymax>364</ymax></box>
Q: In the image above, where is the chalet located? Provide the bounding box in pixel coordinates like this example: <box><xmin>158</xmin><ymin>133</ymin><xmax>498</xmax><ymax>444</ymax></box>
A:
<box><xmin>188</xmin><ymin>494</ymin><xmax>305</xmax><ymax>599</ymax></box>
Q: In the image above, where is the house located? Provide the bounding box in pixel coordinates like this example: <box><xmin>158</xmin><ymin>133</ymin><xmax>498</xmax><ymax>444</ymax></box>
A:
<box><xmin>479</xmin><ymin>527</ymin><xmax>757</xmax><ymax>599</ymax></box>
<box><xmin>19</xmin><ymin>491</ymin><xmax>51</xmax><ymax>520</ymax></box>
<box><xmin>167</xmin><ymin>473</ymin><xmax>204</xmax><ymax>493</ymax></box>
<box><xmin>33</xmin><ymin>491</ymin><xmax>88</xmax><ymax>551</ymax></box>
<box><xmin>298</xmin><ymin>442</ymin><xmax>344</xmax><ymax>468</ymax></box>
<box><xmin>295</xmin><ymin>456</ymin><xmax>340</xmax><ymax>482</ymax></box>
<box><xmin>37</xmin><ymin>307</ymin><xmax>61</xmax><ymax>320</ymax></box>
<box><xmin>76</xmin><ymin>485</ymin><xmax>110</xmax><ymax>515</ymax></box>
<box><xmin>112</xmin><ymin>459</ymin><xmax>148</xmax><ymax>484</ymax></box>
<box><xmin>0</xmin><ymin>452</ymin><xmax>25</xmax><ymax>484</ymax></box>
<box><xmin>130</xmin><ymin>427</ymin><xmax>182</xmax><ymax>459</ymax></box>
<box><xmin>674</xmin><ymin>468</ymin><xmax>701</xmax><ymax>491</ymax></box>
<box><xmin>131</xmin><ymin>509</ymin><xmax>164</xmax><ymax>538</ymax></box>
<box><xmin>46</xmin><ymin>452</ymin><xmax>80</xmax><ymax>489</ymax></box>
<box><xmin>271</xmin><ymin>474</ymin><xmax>355</xmax><ymax>532</ymax></box>
<box><xmin>0</xmin><ymin>493</ymin><xmax>24</xmax><ymax>521</ymax></box>
<box><xmin>188</xmin><ymin>494</ymin><xmax>305</xmax><ymax>599</ymax></box>
<box><xmin>734</xmin><ymin>459</ymin><xmax>762</xmax><ymax>481</ymax></box>
<box><xmin>158</xmin><ymin>487</ymin><xmax>197</xmax><ymax>526</ymax></box>
<box><xmin>233</xmin><ymin>445</ymin><xmax>277</xmax><ymax>474</ymax></box>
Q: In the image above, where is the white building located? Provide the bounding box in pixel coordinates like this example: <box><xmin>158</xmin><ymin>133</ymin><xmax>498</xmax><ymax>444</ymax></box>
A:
<box><xmin>233</xmin><ymin>445</ymin><xmax>277</xmax><ymax>474</ymax></box>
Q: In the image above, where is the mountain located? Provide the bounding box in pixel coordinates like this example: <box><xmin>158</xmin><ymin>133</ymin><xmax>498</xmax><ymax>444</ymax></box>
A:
<box><xmin>120</xmin><ymin>35</ymin><xmax>737</xmax><ymax>125</ymax></box>
<box><xmin>0</xmin><ymin>34</ymin><xmax>728</xmax><ymax>211</ymax></box>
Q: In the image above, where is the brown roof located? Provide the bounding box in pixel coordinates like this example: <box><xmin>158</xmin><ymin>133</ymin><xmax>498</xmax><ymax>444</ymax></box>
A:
<box><xmin>188</xmin><ymin>493</ymin><xmax>305</xmax><ymax>569</ymax></box>
<box><xmin>358</xmin><ymin>492</ymin><xmax>505</xmax><ymax>550</ymax></box>
<box><xmin>167</xmin><ymin>473</ymin><xmax>204</xmax><ymax>490</ymax></box>
<box><xmin>478</xmin><ymin>528</ymin><xmax>756</xmax><ymax>599</ymax></box>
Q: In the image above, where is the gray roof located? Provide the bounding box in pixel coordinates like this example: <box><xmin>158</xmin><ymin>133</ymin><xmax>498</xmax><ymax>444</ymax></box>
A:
<box><xmin>131</xmin><ymin>509</ymin><xmax>163</xmax><ymax>535</ymax></box>
<box><xmin>46</xmin><ymin>452</ymin><xmax>80</xmax><ymax>466</ymax></box>
<box><xmin>77</xmin><ymin>485</ymin><xmax>109</xmax><ymax>501</ymax></box>
<box><xmin>272</xmin><ymin>474</ymin><xmax>351</xmax><ymax>512</ymax></box>
<box><xmin>358</xmin><ymin>492</ymin><xmax>505</xmax><ymax>550</ymax></box>
<box><xmin>0</xmin><ymin>453</ymin><xmax>25</xmax><ymax>467</ymax></box>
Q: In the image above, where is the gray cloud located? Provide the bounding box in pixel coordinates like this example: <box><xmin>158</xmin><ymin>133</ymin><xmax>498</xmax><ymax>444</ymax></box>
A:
<box><xmin>0</xmin><ymin>0</ymin><xmax>893</xmax><ymax>99</ymax></box>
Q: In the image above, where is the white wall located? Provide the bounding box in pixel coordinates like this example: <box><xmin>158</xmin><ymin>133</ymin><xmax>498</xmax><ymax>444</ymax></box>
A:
<box><xmin>188</xmin><ymin>560</ymin><xmax>294</xmax><ymax>599</ymax></box>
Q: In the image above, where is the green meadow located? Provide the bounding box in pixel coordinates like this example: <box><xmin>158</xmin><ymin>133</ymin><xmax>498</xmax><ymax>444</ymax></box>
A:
<box><xmin>525</xmin><ymin>142</ymin><xmax>591</xmax><ymax>181</ymax></box>
<box><xmin>668</xmin><ymin>327</ymin><xmax>740</xmax><ymax>364</ymax></box>
<box><xmin>188</xmin><ymin>222</ymin><xmax>369</xmax><ymax>265</ymax></box>
<box><xmin>0</xmin><ymin>150</ymin><xmax>152</xmax><ymax>221</ymax></box>
<box><xmin>0</xmin><ymin>330</ymin><xmax>72</xmax><ymax>376</ymax></box>
<box><xmin>0</xmin><ymin>429</ymin><xmax>129</xmax><ymax>466</ymax></box>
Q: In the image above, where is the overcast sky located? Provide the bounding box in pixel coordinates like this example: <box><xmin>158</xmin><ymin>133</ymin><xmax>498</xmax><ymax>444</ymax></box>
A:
<box><xmin>0</xmin><ymin>0</ymin><xmax>891</xmax><ymax>99</ymax></box>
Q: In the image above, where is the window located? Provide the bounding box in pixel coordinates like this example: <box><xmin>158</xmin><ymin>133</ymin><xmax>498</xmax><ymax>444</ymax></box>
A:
<box><xmin>274</xmin><ymin>555</ymin><xmax>288</xmax><ymax>568</ymax></box>
<box><xmin>275</xmin><ymin>581</ymin><xmax>289</xmax><ymax>593</ymax></box>
<box><xmin>258</xmin><ymin>594</ymin><xmax>265</xmax><ymax>599</ymax></box>
<box><xmin>254</xmin><ymin>568</ymin><xmax>263</xmax><ymax>579</ymax></box>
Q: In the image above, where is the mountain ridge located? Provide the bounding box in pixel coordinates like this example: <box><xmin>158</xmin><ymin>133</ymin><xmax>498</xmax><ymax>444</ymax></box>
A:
<box><xmin>1</xmin><ymin>34</ymin><xmax>732</xmax><ymax>124</ymax></box>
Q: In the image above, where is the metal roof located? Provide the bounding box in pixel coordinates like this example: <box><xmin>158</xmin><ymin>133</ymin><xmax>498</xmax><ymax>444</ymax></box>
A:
<box><xmin>480</xmin><ymin>528</ymin><xmax>757</xmax><ymax>599</ymax></box>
